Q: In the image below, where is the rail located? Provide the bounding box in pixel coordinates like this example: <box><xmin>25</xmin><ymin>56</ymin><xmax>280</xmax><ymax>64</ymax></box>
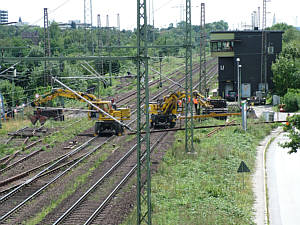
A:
<box><xmin>53</xmin><ymin>133</ymin><xmax>166</xmax><ymax>225</ymax></box>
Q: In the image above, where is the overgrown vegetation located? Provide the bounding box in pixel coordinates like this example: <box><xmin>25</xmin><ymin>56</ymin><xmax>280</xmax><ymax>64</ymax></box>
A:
<box><xmin>0</xmin><ymin>20</ymin><xmax>227</xmax><ymax>110</ymax></box>
<box><xmin>283</xmin><ymin>89</ymin><xmax>300</xmax><ymax>112</ymax></box>
<box><xmin>271</xmin><ymin>43</ymin><xmax>300</xmax><ymax>97</ymax></box>
<box><xmin>0</xmin><ymin>116</ymin><xmax>93</xmax><ymax>158</ymax></box>
<box><xmin>270</xmin><ymin>23</ymin><xmax>300</xmax><ymax>102</ymax></box>
<box><xmin>282</xmin><ymin>115</ymin><xmax>300</xmax><ymax>153</ymax></box>
<box><xmin>43</xmin><ymin>117</ymin><xmax>93</xmax><ymax>148</ymax></box>
<box><xmin>123</xmin><ymin>118</ymin><xmax>276</xmax><ymax>225</ymax></box>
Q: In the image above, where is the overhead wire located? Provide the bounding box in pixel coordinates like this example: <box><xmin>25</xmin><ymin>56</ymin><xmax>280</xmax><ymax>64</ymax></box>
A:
<box><xmin>30</xmin><ymin>0</ymin><xmax>75</xmax><ymax>26</ymax></box>
<box><xmin>155</xmin><ymin>0</ymin><xmax>177</xmax><ymax>12</ymax></box>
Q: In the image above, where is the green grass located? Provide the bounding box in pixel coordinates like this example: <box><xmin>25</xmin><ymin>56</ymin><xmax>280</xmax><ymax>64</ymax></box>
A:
<box><xmin>0</xmin><ymin>117</ymin><xmax>31</xmax><ymax>135</ymax></box>
<box><xmin>0</xmin><ymin>117</ymin><xmax>93</xmax><ymax>159</ymax></box>
<box><xmin>43</xmin><ymin>117</ymin><xmax>93</xmax><ymax>147</ymax></box>
<box><xmin>123</xmin><ymin>118</ymin><xmax>276</xmax><ymax>225</ymax></box>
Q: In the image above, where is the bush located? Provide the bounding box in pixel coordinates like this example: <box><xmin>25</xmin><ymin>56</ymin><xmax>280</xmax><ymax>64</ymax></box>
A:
<box><xmin>0</xmin><ymin>80</ymin><xmax>26</xmax><ymax>107</ymax></box>
<box><xmin>283</xmin><ymin>89</ymin><xmax>300</xmax><ymax>112</ymax></box>
<box><xmin>282</xmin><ymin>115</ymin><xmax>300</xmax><ymax>153</ymax></box>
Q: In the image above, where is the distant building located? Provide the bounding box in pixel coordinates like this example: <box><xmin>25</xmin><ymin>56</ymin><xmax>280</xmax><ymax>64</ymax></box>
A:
<box><xmin>210</xmin><ymin>30</ymin><xmax>283</xmax><ymax>98</ymax></box>
<box><xmin>15</xmin><ymin>17</ymin><xmax>29</xmax><ymax>27</ymax></box>
<box><xmin>57</xmin><ymin>20</ymin><xmax>86</xmax><ymax>29</ymax></box>
<box><xmin>0</xmin><ymin>10</ymin><xmax>8</xmax><ymax>23</ymax></box>
<box><xmin>68</xmin><ymin>20</ymin><xmax>81</xmax><ymax>25</ymax></box>
<box><xmin>21</xmin><ymin>30</ymin><xmax>39</xmax><ymax>45</ymax></box>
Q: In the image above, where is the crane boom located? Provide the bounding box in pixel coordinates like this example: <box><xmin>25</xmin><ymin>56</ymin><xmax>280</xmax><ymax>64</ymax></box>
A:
<box><xmin>33</xmin><ymin>88</ymin><xmax>98</xmax><ymax>106</ymax></box>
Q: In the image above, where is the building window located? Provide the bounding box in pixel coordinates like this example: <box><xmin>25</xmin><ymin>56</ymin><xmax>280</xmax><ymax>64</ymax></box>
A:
<box><xmin>268</xmin><ymin>46</ymin><xmax>274</xmax><ymax>54</ymax></box>
<box><xmin>211</xmin><ymin>41</ymin><xmax>234</xmax><ymax>52</ymax></box>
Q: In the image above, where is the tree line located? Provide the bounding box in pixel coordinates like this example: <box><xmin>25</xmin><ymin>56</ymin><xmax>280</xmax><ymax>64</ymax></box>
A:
<box><xmin>0</xmin><ymin>20</ymin><xmax>228</xmax><ymax>108</ymax></box>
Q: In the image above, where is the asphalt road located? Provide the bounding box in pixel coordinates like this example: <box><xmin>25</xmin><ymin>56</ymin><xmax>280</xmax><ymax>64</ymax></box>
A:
<box><xmin>266</xmin><ymin>132</ymin><xmax>300</xmax><ymax>225</ymax></box>
<box><xmin>251</xmin><ymin>105</ymin><xmax>289</xmax><ymax>121</ymax></box>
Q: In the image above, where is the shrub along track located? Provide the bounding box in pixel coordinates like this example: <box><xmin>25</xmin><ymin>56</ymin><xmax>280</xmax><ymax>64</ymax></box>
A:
<box><xmin>1</xmin><ymin>57</ymin><xmax>217</xmax><ymax>223</ymax></box>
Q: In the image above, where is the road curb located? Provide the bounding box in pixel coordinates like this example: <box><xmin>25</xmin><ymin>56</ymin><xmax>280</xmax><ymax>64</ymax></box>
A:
<box><xmin>263</xmin><ymin>127</ymin><xmax>282</xmax><ymax>225</ymax></box>
<box><xmin>253</xmin><ymin>127</ymin><xmax>282</xmax><ymax>225</ymax></box>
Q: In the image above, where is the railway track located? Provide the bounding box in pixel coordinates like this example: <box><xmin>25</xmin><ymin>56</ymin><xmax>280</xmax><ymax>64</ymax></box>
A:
<box><xmin>0</xmin><ymin>118</ymin><xmax>86</xmax><ymax>175</ymax></box>
<box><xmin>0</xmin><ymin>135</ymin><xmax>114</xmax><ymax>223</ymax></box>
<box><xmin>50</xmin><ymin>132</ymin><xmax>167</xmax><ymax>225</ymax></box>
<box><xmin>118</xmin><ymin>57</ymin><xmax>217</xmax><ymax>107</ymax></box>
<box><xmin>1</xmin><ymin>58</ymin><xmax>218</xmax><ymax>181</ymax></box>
<box><xmin>0</xmin><ymin>59</ymin><xmax>218</xmax><ymax>190</ymax></box>
<box><xmin>0</xmin><ymin>85</ymin><xmax>162</xmax><ymax>223</ymax></box>
<box><xmin>0</xmin><ymin>58</ymin><xmax>218</xmax><ymax>224</ymax></box>
<box><xmin>0</xmin><ymin>114</ymin><xmax>167</xmax><ymax>224</ymax></box>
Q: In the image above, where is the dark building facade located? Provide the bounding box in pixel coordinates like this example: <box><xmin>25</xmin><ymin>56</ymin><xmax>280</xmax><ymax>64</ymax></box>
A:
<box><xmin>210</xmin><ymin>30</ymin><xmax>283</xmax><ymax>98</ymax></box>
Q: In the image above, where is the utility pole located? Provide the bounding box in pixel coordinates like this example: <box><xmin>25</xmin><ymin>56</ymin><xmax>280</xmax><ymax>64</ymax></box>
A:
<box><xmin>152</xmin><ymin>0</ymin><xmax>155</xmax><ymax>42</ymax></box>
<box><xmin>185</xmin><ymin>0</ymin><xmax>194</xmax><ymax>153</ymax></box>
<box><xmin>148</xmin><ymin>0</ymin><xmax>151</xmax><ymax>26</ymax></box>
<box><xmin>12</xmin><ymin>68</ymin><xmax>16</xmax><ymax>109</ymax></box>
<box><xmin>117</xmin><ymin>13</ymin><xmax>121</xmax><ymax>45</ymax></box>
<box><xmin>43</xmin><ymin>8</ymin><xmax>51</xmax><ymax>87</ymax></box>
<box><xmin>272</xmin><ymin>13</ymin><xmax>276</xmax><ymax>26</ymax></box>
<box><xmin>106</xmin><ymin>14</ymin><xmax>112</xmax><ymax>86</ymax></box>
<box><xmin>261</xmin><ymin>0</ymin><xmax>270</xmax><ymax>96</ymax></box>
<box><xmin>97</xmin><ymin>14</ymin><xmax>101</xmax><ymax>50</ymax></box>
<box><xmin>159</xmin><ymin>51</ymin><xmax>163</xmax><ymax>88</ymax></box>
<box><xmin>252</xmin><ymin>11</ymin><xmax>257</xmax><ymax>29</ymax></box>
<box><xmin>97</xmin><ymin>14</ymin><xmax>103</xmax><ymax>98</ymax></box>
<box><xmin>0</xmin><ymin>92</ymin><xmax>4</xmax><ymax>129</ymax></box>
<box><xmin>106</xmin><ymin>14</ymin><xmax>109</xmax><ymax>27</ymax></box>
<box><xmin>258</xmin><ymin>7</ymin><xmax>261</xmax><ymax>29</ymax></box>
<box><xmin>84</xmin><ymin>0</ymin><xmax>93</xmax><ymax>53</ymax></box>
<box><xmin>136</xmin><ymin>0</ymin><xmax>151</xmax><ymax>224</ymax></box>
<box><xmin>199</xmin><ymin>3</ymin><xmax>206</xmax><ymax>96</ymax></box>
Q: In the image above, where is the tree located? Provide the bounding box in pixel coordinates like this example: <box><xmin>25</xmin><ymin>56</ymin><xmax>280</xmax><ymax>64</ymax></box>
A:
<box><xmin>268</xmin><ymin>23</ymin><xmax>300</xmax><ymax>44</ymax></box>
<box><xmin>0</xmin><ymin>80</ymin><xmax>25</xmax><ymax>107</ymax></box>
<box><xmin>281</xmin><ymin>43</ymin><xmax>300</xmax><ymax>61</ymax></box>
<box><xmin>272</xmin><ymin>43</ymin><xmax>300</xmax><ymax>96</ymax></box>
<box><xmin>271</xmin><ymin>55</ymin><xmax>298</xmax><ymax>96</ymax></box>
<box><xmin>282</xmin><ymin>115</ymin><xmax>300</xmax><ymax>153</ymax></box>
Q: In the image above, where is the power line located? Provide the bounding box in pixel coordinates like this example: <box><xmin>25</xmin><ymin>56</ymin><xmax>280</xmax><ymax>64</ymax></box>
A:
<box><xmin>155</xmin><ymin>0</ymin><xmax>176</xmax><ymax>12</ymax></box>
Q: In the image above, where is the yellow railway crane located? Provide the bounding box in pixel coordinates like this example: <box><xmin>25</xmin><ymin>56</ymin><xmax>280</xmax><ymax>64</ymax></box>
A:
<box><xmin>149</xmin><ymin>90</ymin><xmax>213</xmax><ymax>128</ymax></box>
<box><xmin>31</xmin><ymin>88</ymin><xmax>130</xmax><ymax>136</ymax></box>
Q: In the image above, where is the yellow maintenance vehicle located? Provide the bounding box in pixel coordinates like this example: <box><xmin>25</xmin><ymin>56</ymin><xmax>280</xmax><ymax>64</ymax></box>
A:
<box><xmin>149</xmin><ymin>90</ymin><xmax>214</xmax><ymax>128</ymax></box>
<box><xmin>31</xmin><ymin>88</ymin><xmax>130</xmax><ymax>135</ymax></box>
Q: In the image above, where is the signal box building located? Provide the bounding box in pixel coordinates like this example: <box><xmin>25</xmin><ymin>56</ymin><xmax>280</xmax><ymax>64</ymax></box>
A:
<box><xmin>210</xmin><ymin>30</ymin><xmax>283</xmax><ymax>98</ymax></box>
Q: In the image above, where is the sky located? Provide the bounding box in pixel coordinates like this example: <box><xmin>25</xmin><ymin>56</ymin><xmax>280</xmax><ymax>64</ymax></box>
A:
<box><xmin>1</xmin><ymin>0</ymin><xmax>299</xmax><ymax>30</ymax></box>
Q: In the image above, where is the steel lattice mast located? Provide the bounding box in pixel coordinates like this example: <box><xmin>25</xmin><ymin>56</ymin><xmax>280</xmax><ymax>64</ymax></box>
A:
<box><xmin>199</xmin><ymin>3</ymin><xmax>206</xmax><ymax>95</ymax></box>
<box><xmin>136</xmin><ymin>0</ymin><xmax>151</xmax><ymax>224</ymax></box>
<box><xmin>185</xmin><ymin>0</ymin><xmax>194</xmax><ymax>153</ymax></box>
<box><xmin>260</xmin><ymin>0</ymin><xmax>270</xmax><ymax>94</ymax></box>
<box><xmin>43</xmin><ymin>8</ymin><xmax>51</xmax><ymax>86</ymax></box>
<box><xmin>84</xmin><ymin>0</ymin><xmax>93</xmax><ymax>53</ymax></box>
